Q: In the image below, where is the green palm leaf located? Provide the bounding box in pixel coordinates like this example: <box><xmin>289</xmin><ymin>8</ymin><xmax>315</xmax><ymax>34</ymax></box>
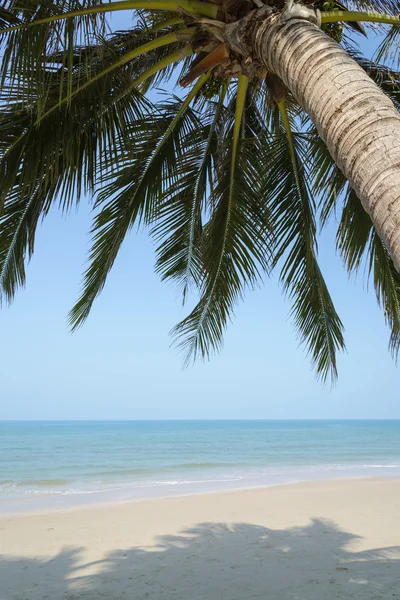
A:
<box><xmin>370</xmin><ymin>233</ymin><xmax>400</xmax><ymax>360</ymax></box>
<box><xmin>307</xmin><ymin>126</ymin><xmax>348</xmax><ymax>227</ymax></box>
<box><xmin>337</xmin><ymin>187</ymin><xmax>400</xmax><ymax>358</ymax></box>
<box><xmin>0</xmin><ymin>68</ymin><xmax>150</xmax><ymax>212</ymax></box>
<box><xmin>0</xmin><ymin>185</ymin><xmax>45</xmax><ymax>303</ymax></box>
<box><xmin>1</xmin><ymin>24</ymin><xmax>191</xmax><ymax>166</ymax></box>
<box><xmin>153</xmin><ymin>84</ymin><xmax>228</xmax><ymax>300</ymax></box>
<box><xmin>0</xmin><ymin>0</ymin><xmax>110</xmax><ymax>95</ymax></box>
<box><xmin>348</xmin><ymin>0</ymin><xmax>400</xmax><ymax>11</ymax></box>
<box><xmin>374</xmin><ymin>25</ymin><xmax>400</xmax><ymax>67</ymax></box>
<box><xmin>0</xmin><ymin>0</ymin><xmax>216</xmax><ymax>33</ymax></box>
<box><xmin>172</xmin><ymin>74</ymin><xmax>272</xmax><ymax>362</ymax></box>
<box><xmin>351</xmin><ymin>51</ymin><xmax>400</xmax><ymax>110</ymax></box>
<box><xmin>69</xmin><ymin>73</ymin><xmax>208</xmax><ymax>329</ymax></box>
<box><xmin>336</xmin><ymin>187</ymin><xmax>373</xmax><ymax>273</ymax></box>
<box><xmin>268</xmin><ymin>101</ymin><xmax>345</xmax><ymax>382</ymax></box>
<box><xmin>0</xmin><ymin>0</ymin><xmax>207</xmax><ymax>111</ymax></box>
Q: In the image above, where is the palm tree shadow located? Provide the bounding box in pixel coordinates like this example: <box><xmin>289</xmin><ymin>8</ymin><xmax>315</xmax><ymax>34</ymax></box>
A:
<box><xmin>1</xmin><ymin>518</ymin><xmax>399</xmax><ymax>599</ymax></box>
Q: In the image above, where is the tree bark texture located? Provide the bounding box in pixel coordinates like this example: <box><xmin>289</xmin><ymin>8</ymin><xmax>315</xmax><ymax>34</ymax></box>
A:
<box><xmin>227</xmin><ymin>13</ymin><xmax>400</xmax><ymax>271</ymax></box>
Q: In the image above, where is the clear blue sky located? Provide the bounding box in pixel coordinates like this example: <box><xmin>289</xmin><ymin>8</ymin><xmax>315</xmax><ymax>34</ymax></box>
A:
<box><xmin>1</xmin><ymin>205</ymin><xmax>398</xmax><ymax>420</ymax></box>
<box><xmin>0</xmin><ymin>20</ymin><xmax>398</xmax><ymax>421</ymax></box>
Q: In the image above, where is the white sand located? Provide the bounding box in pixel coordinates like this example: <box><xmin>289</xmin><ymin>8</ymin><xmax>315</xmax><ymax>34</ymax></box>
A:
<box><xmin>1</xmin><ymin>478</ymin><xmax>399</xmax><ymax>599</ymax></box>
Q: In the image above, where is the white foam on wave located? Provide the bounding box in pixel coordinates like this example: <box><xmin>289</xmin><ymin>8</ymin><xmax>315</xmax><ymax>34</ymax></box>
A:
<box><xmin>2</xmin><ymin>461</ymin><xmax>400</xmax><ymax>503</ymax></box>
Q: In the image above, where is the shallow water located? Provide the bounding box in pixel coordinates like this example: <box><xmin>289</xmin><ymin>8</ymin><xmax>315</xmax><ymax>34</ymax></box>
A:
<box><xmin>1</xmin><ymin>420</ymin><xmax>400</xmax><ymax>512</ymax></box>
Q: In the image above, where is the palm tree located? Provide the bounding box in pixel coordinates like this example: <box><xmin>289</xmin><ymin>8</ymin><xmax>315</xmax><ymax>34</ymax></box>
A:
<box><xmin>1</xmin><ymin>0</ymin><xmax>400</xmax><ymax>382</ymax></box>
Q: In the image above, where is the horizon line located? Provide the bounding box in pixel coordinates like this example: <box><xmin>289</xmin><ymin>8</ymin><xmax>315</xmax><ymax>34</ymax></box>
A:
<box><xmin>2</xmin><ymin>418</ymin><xmax>400</xmax><ymax>422</ymax></box>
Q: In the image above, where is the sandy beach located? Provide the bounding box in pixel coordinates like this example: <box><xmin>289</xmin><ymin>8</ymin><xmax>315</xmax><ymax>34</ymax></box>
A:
<box><xmin>1</xmin><ymin>477</ymin><xmax>399</xmax><ymax>599</ymax></box>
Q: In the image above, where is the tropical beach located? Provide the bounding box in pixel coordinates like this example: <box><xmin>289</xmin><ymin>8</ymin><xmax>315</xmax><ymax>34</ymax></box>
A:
<box><xmin>2</xmin><ymin>420</ymin><xmax>400</xmax><ymax>511</ymax></box>
<box><xmin>2</xmin><ymin>0</ymin><xmax>400</xmax><ymax>597</ymax></box>
<box><xmin>1</xmin><ymin>421</ymin><xmax>400</xmax><ymax>599</ymax></box>
<box><xmin>1</xmin><ymin>478</ymin><xmax>399</xmax><ymax>600</ymax></box>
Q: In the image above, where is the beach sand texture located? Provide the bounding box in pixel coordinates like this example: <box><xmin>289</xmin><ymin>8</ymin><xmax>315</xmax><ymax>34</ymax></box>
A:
<box><xmin>1</xmin><ymin>478</ymin><xmax>399</xmax><ymax>599</ymax></box>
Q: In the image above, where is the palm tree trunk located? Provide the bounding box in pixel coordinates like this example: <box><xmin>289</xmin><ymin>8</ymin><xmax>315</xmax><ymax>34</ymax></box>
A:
<box><xmin>225</xmin><ymin>10</ymin><xmax>400</xmax><ymax>271</ymax></box>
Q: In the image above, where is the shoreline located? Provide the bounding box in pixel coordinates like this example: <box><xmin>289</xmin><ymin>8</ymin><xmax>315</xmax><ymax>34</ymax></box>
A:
<box><xmin>4</xmin><ymin>420</ymin><xmax>400</xmax><ymax>516</ymax></box>
<box><xmin>1</xmin><ymin>477</ymin><xmax>399</xmax><ymax>600</ymax></box>
<box><xmin>1</xmin><ymin>472</ymin><xmax>400</xmax><ymax>516</ymax></box>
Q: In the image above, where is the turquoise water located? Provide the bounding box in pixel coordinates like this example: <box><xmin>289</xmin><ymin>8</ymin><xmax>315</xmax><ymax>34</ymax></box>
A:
<box><xmin>1</xmin><ymin>420</ymin><xmax>400</xmax><ymax>511</ymax></box>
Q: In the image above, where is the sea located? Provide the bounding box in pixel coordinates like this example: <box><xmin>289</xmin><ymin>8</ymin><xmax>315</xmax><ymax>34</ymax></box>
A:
<box><xmin>1</xmin><ymin>420</ymin><xmax>400</xmax><ymax>513</ymax></box>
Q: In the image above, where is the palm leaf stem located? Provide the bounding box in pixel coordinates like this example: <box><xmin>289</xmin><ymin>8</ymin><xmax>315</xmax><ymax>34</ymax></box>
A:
<box><xmin>195</xmin><ymin>73</ymin><xmax>249</xmax><ymax>334</ymax></box>
<box><xmin>126</xmin><ymin>44</ymin><xmax>194</xmax><ymax>89</ymax></box>
<box><xmin>182</xmin><ymin>82</ymin><xmax>228</xmax><ymax>301</ymax></box>
<box><xmin>0</xmin><ymin>0</ymin><xmax>217</xmax><ymax>34</ymax></box>
<box><xmin>145</xmin><ymin>16</ymin><xmax>184</xmax><ymax>33</ymax></box>
<box><xmin>321</xmin><ymin>10</ymin><xmax>400</xmax><ymax>26</ymax></box>
<box><xmin>277</xmin><ymin>99</ymin><xmax>302</xmax><ymax>197</ymax></box>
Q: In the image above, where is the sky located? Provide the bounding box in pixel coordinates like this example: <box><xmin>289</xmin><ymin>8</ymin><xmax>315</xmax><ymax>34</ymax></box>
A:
<box><xmin>0</xmin><ymin>17</ymin><xmax>398</xmax><ymax>421</ymax></box>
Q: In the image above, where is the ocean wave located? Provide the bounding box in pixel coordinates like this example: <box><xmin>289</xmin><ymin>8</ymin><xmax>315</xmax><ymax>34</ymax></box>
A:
<box><xmin>0</xmin><ymin>479</ymin><xmax>70</xmax><ymax>489</ymax></box>
<box><xmin>2</xmin><ymin>461</ymin><xmax>400</xmax><ymax>501</ymax></box>
<box><xmin>91</xmin><ymin>462</ymin><xmax>241</xmax><ymax>478</ymax></box>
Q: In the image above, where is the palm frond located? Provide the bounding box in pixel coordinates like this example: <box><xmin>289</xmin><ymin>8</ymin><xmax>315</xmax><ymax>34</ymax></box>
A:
<box><xmin>68</xmin><ymin>74</ymin><xmax>207</xmax><ymax>329</ymax></box>
<box><xmin>0</xmin><ymin>67</ymin><xmax>151</xmax><ymax>213</ymax></box>
<box><xmin>369</xmin><ymin>233</ymin><xmax>400</xmax><ymax>360</ymax></box>
<box><xmin>337</xmin><ymin>0</ymin><xmax>398</xmax><ymax>15</ymax></box>
<box><xmin>307</xmin><ymin>126</ymin><xmax>348</xmax><ymax>228</ymax></box>
<box><xmin>336</xmin><ymin>186</ymin><xmax>373</xmax><ymax>273</ymax></box>
<box><xmin>267</xmin><ymin>101</ymin><xmax>345</xmax><ymax>382</ymax></box>
<box><xmin>0</xmin><ymin>78</ymin><xmax>150</xmax><ymax>301</ymax></box>
<box><xmin>0</xmin><ymin>0</ymin><xmax>110</xmax><ymax>95</ymax></box>
<box><xmin>0</xmin><ymin>32</ymin><xmax>187</xmax><ymax>302</ymax></box>
<box><xmin>350</xmin><ymin>50</ymin><xmax>400</xmax><ymax>110</ymax></box>
<box><xmin>171</xmin><ymin>74</ymin><xmax>272</xmax><ymax>362</ymax></box>
<box><xmin>153</xmin><ymin>84</ymin><xmax>228</xmax><ymax>301</ymax></box>
<box><xmin>141</xmin><ymin>14</ymin><xmax>184</xmax><ymax>33</ymax></box>
<box><xmin>1</xmin><ymin>0</ymin><xmax>399</xmax><ymax>382</ymax></box>
<box><xmin>1</xmin><ymin>23</ymin><xmax>191</xmax><ymax>163</ymax></box>
<box><xmin>336</xmin><ymin>186</ymin><xmax>400</xmax><ymax>359</ymax></box>
<box><xmin>0</xmin><ymin>0</ymin><xmax>209</xmax><ymax>110</ymax></box>
<box><xmin>0</xmin><ymin>41</ymin><xmax>193</xmax><ymax>226</ymax></box>
<box><xmin>39</xmin><ymin>29</ymin><xmax>191</xmax><ymax>118</ymax></box>
<box><xmin>0</xmin><ymin>184</ymin><xmax>45</xmax><ymax>303</ymax></box>
<box><xmin>374</xmin><ymin>25</ymin><xmax>400</xmax><ymax>68</ymax></box>
<box><xmin>0</xmin><ymin>0</ymin><xmax>217</xmax><ymax>34</ymax></box>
